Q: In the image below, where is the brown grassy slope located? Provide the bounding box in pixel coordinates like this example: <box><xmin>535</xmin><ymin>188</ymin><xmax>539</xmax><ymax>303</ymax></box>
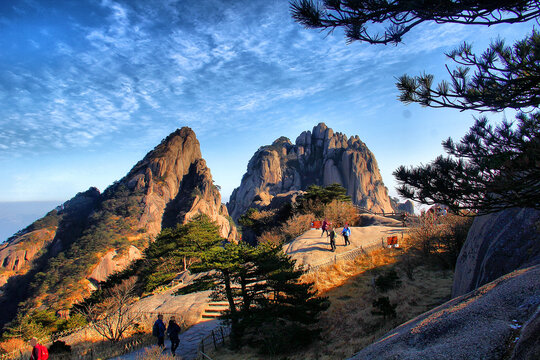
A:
<box><xmin>211</xmin><ymin>246</ymin><xmax>453</xmax><ymax>359</ymax></box>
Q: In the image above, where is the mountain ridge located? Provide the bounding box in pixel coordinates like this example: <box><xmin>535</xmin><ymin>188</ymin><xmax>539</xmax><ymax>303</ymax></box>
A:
<box><xmin>0</xmin><ymin>127</ymin><xmax>235</xmax><ymax>330</ymax></box>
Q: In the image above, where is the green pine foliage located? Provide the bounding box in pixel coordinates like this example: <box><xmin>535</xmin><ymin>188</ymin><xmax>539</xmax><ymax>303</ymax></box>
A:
<box><xmin>290</xmin><ymin>0</ymin><xmax>539</xmax><ymax>45</ymax></box>
<box><xmin>295</xmin><ymin>183</ymin><xmax>351</xmax><ymax>217</ymax></box>
<box><xmin>374</xmin><ymin>269</ymin><xmax>402</xmax><ymax>293</ymax></box>
<box><xmin>140</xmin><ymin>214</ymin><xmax>223</xmax><ymax>292</ymax></box>
<box><xmin>190</xmin><ymin>242</ymin><xmax>329</xmax><ymax>353</ymax></box>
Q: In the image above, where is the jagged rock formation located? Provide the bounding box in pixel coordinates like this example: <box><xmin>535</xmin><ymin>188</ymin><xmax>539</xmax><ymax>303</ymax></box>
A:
<box><xmin>0</xmin><ymin>228</ymin><xmax>56</xmax><ymax>287</ymax></box>
<box><xmin>350</xmin><ymin>265</ymin><xmax>540</xmax><ymax>360</ymax></box>
<box><xmin>122</xmin><ymin>127</ymin><xmax>235</xmax><ymax>240</ymax></box>
<box><xmin>228</xmin><ymin>123</ymin><xmax>393</xmax><ymax>220</ymax></box>
<box><xmin>0</xmin><ymin>127</ymin><xmax>235</xmax><ymax>329</ymax></box>
<box><xmin>452</xmin><ymin>207</ymin><xmax>540</xmax><ymax>298</ymax></box>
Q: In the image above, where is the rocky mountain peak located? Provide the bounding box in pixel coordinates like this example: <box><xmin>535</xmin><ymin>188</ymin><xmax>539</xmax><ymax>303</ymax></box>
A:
<box><xmin>227</xmin><ymin>123</ymin><xmax>394</xmax><ymax>220</ymax></box>
<box><xmin>118</xmin><ymin>127</ymin><xmax>234</xmax><ymax>239</ymax></box>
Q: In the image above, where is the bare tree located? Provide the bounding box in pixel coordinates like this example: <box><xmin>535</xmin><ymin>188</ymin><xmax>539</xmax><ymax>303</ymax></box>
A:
<box><xmin>77</xmin><ymin>277</ymin><xmax>140</xmax><ymax>342</ymax></box>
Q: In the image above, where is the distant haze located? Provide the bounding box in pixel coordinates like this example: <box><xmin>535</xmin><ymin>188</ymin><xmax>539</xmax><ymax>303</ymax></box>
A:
<box><xmin>0</xmin><ymin>201</ymin><xmax>62</xmax><ymax>243</ymax></box>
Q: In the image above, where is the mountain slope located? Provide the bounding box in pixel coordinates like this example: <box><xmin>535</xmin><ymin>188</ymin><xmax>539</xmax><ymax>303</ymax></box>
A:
<box><xmin>0</xmin><ymin>127</ymin><xmax>235</xmax><ymax>330</ymax></box>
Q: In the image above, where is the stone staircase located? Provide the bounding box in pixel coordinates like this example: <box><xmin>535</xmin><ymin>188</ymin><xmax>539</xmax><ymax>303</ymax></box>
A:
<box><xmin>201</xmin><ymin>301</ymin><xmax>229</xmax><ymax>319</ymax></box>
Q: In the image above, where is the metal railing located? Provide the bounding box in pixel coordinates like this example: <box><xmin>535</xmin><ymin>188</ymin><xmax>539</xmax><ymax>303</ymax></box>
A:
<box><xmin>304</xmin><ymin>241</ymin><xmax>384</xmax><ymax>273</ymax></box>
<box><xmin>197</xmin><ymin>326</ymin><xmax>230</xmax><ymax>360</ymax></box>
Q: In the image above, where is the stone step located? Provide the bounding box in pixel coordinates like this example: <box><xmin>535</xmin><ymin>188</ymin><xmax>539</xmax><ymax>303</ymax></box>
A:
<box><xmin>204</xmin><ymin>309</ymin><xmax>225</xmax><ymax>314</ymax></box>
<box><xmin>202</xmin><ymin>314</ymin><xmax>221</xmax><ymax>319</ymax></box>
<box><xmin>208</xmin><ymin>301</ymin><xmax>229</xmax><ymax>306</ymax></box>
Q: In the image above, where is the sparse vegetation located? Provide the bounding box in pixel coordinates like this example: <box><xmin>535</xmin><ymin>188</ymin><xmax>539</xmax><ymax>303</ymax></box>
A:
<box><xmin>408</xmin><ymin>212</ymin><xmax>473</xmax><ymax>269</ymax></box>
<box><xmin>75</xmin><ymin>277</ymin><xmax>140</xmax><ymax>342</ymax></box>
<box><xmin>210</xmin><ymin>246</ymin><xmax>454</xmax><ymax>360</ymax></box>
<box><xmin>371</xmin><ymin>296</ymin><xmax>397</xmax><ymax>319</ymax></box>
<box><xmin>239</xmin><ymin>184</ymin><xmax>355</xmax><ymax>245</ymax></box>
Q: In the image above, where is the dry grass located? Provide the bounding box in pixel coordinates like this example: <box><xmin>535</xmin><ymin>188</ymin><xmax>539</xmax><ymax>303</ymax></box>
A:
<box><xmin>136</xmin><ymin>345</ymin><xmax>181</xmax><ymax>360</ymax></box>
<box><xmin>211</xmin><ymin>245</ymin><xmax>454</xmax><ymax>360</ymax></box>
<box><xmin>0</xmin><ymin>338</ymin><xmax>29</xmax><ymax>354</ymax></box>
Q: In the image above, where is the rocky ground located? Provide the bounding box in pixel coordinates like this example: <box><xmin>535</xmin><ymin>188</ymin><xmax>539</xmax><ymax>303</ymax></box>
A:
<box><xmin>349</xmin><ymin>264</ymin><xmax>540</xmax><ymax>360</ymax></box>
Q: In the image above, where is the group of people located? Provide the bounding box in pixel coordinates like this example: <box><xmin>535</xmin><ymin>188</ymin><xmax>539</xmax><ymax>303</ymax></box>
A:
<box><xmin>321</xmin><ymin>219</ymin><xmax>351</xmax><ymax>252</ymax></box>
<box><xmin>153</xmin><ymin>314</ymin><xmax>182</xmax><ymax>355</ymax></box>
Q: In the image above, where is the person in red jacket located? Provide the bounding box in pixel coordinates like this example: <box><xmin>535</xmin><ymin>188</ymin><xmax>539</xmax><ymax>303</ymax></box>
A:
<box><xmin>29</xmin><ymin>337</ymin><xmax>48</xmax><ymax>360</ymax></box>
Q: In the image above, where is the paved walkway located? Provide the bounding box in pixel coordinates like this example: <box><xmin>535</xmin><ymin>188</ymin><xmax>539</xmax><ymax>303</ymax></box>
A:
<box><xmin>112</xmin><ymin>320</ymin><xmax>222</xmax><ymax>360</ymax></box>
<box><xmin>284</xmin><ymin>226</ymin><xmax>404</xmax><ymax>267</ymax></box>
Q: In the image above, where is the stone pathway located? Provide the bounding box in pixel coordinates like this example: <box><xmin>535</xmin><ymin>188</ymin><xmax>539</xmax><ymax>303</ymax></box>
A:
<box><xmin>112</xmin><ymin>319</ymin><xmax>222</xmax><ymax>360</ymax></box>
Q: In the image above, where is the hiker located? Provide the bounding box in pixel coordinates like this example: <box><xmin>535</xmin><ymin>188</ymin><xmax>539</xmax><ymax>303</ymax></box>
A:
<box><xmin>321</xmin><ymin>219</ymin><xmax>328</xmax><ymax>237</ymax></box>
<box><xmin>328</xmin><ymin>227</ymin><xmax>337</xmax><ymax>252</ymax></box>
<box><xmin>341</xmin><ymin>224</ymin><xmax>351</xmax><ymax>246</ymax></box>
<box><xmin>29</xmin><ymin>337</ymin><xmax>48</xmax><ymax>360</ymax></box>
<box><xmin>153</xmin><ymin>314</ymin><xmax>166</xmax><ymax>348</ymax></box>
<box><xmin>167</xmin><ymin>316</ymin><xmax>181</xmax><ymax>355</ymax></box>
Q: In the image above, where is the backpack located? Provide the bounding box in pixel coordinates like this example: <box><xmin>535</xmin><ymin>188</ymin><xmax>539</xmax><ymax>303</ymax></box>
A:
<box><xmin>34</xmin><ymin>344</ymin><xmax>48</xmax><ymax>360</ymax></box>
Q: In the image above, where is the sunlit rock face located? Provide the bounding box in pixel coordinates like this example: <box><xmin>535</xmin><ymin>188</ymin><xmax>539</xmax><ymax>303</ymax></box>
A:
<box><xmin>227</xmin><ymin>123</ymin><xmax>393</xmax><ymax>220</ymax></box>
<box><xmin>452</xmin><ymin>207</ymin><xmax>540</xmax><ymax>298</ymax></box>
<box><xmin>349</xmin><ymin>265</ymin><xmax>540</xmax><ymax>360</ymax></box>
<box><xmin>122</xmin><ymin>127</ymin><xmax>236</xmax><ymax>241</ymax></box>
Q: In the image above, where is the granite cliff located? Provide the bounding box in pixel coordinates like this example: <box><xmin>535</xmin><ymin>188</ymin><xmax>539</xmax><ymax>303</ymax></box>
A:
<box><xmin>0</xmin><ymin>127</ymin><xmax>235</xmax><ymax>329</ymax></box>
<box><xmin>227</xmin><ymin>123</ymin><xmax>393</xmax><ymax>220</ymax></box>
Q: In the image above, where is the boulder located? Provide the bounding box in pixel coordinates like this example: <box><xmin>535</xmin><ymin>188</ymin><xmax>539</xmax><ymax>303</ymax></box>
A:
<box><xmin>349</xmin><ymin>265</ymin><xmax>540</xmax><ymax>360</ymax></box>
<box><xmin>452</xmin><ymin>207</ymin><xmax>540</xmax><ymax>298</ymax></box>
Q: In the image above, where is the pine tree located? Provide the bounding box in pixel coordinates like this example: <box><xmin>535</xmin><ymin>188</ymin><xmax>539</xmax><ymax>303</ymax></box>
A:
<box><xmin>291</xmin><ymin>2</ymin><xmax>540</xmax><ymax>213</ymax></box>
<box><xmin>291</xmin><ymin>0</ymin><xmax>540</xmax><ymax>45</ymax></box>
<box><xmin>140</xmin><ymin>214</ymin><xmax>224</xmax><ymax>292</ymax></box>
<box><xmin>190</xmin><ymin>242</ymin><xmax>329</xmax><ymax>352</ymax></box>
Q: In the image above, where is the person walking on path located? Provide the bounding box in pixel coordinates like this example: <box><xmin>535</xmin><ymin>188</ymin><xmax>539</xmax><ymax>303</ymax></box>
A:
<box><xmin>341</xmin><ymin>224</ymin><xmax>351</xmax><ymax>246</ymax></box>
<box><xmin>321</xmin><ymin>219</ymin><xmax>329</xmax><ymax>237</ymax></box>
<box><xmin>167</xmin><ymin>316</ymin><xmax>181</xmax><ymax>355</ymax></box>
<box><xmin>328</xmin><ymin>228</ymin><xmax>337</xmax><ymax>252</ymax></box>
<box><xmin>29</xmin><ymin>337</ymin><xmax>48</xmax><ymax>360</ymax></box>
<box><xmin>153</xmin><ymin>314</ymin><xmax>166</xmax><ymax>348</ymax></box>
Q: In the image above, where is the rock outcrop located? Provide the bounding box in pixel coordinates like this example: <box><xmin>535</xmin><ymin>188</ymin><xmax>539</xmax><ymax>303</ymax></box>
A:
<box><xmin>0</xmin><ymin>228</ymin><xmax>56</xmax><ymax>287</ymax></box>
<box><xmin>396</xmin><ymin>200</ymin><xmax>415</xmax><ymax>215</ymax></box>
<box><xmin>88</xmin><ymin>246</ymin><xmax>143</xmax><ymax>288</ymax></box>
<box><xmin>452</xmin><ymin>207</ymin><xmax>540</xmax><ymax>298</ymax></box>
<box><xmin>349</xmin><ymin>265</ymin><xmax>540</xmax><ymax>360</ymax></box>
<box><xmin>227</xmin><ymin>123</ymin><xmax>393</xmax><ymax>220</ymax></box>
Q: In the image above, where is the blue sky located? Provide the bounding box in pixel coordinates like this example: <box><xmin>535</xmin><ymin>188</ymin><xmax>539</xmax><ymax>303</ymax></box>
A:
<box><xmin>0</xmin><ymin>0</ymin><xmax>535</xmax><ymax>236</ymax></box>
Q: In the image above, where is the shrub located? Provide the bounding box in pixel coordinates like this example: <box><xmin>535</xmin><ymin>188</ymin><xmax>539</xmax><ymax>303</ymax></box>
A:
<box><xmin>371</xmin><ymin>296</ymin><xmax>397</xmax><ymax>319</ymax></box>
<box><xmin>408</xmin><ymin>212</ymin><xmax>473</xmax><ymax>268</ymax></box>
<box><xmin>0</xmin><ymin>338</ymin><xmax>27</xmax><ymax>355</ymax></box>
<box><xmin>49</xmin><ymin>340</ymin><xmax>71</xmax><ymax>354</ymax></box>
<box><xmin>136</xmin><ymin>346</ymin><xmax>176</xmax><ymax>360</ymax></box>
<box><xmin>258</xmin><ymin>230</ymin><xmax>284</xmax><ymax>245</ymax></box>
<box><xmin>281</xmin><ymin>213</ymin><xmax>314</xmax><ymax>242</ymax></box>
<box><xmin>323</xmin><ymin>200</ymin><xmax>359</xmax><ymax>227</ymax></box>
<box><xmin>374</xmin><ymin>269</ymin><xmax>401</xmax><ymax>292</ymax></box>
